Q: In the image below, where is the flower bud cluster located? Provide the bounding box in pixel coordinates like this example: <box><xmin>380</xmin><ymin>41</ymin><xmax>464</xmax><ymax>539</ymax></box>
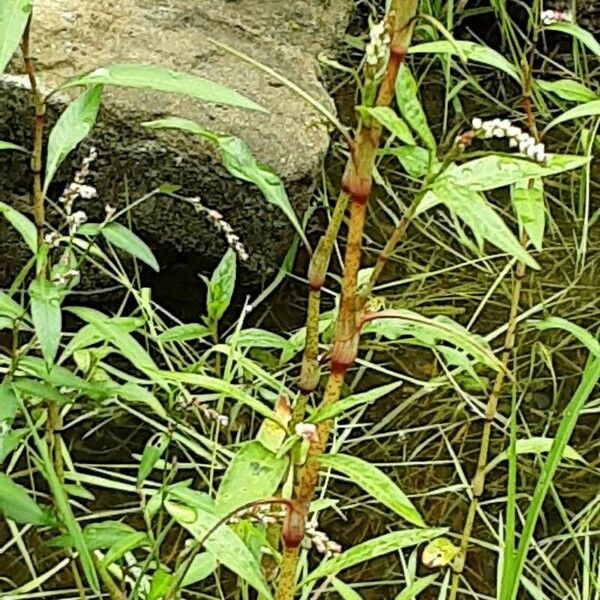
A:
<box><xmin>305</xmin><ymin>522</ymin><xmax>342</xmax><ymax>556</ymax></box>
<box><xmin>59</xmin><ymin>147</ymin><xmax>98</xmax><ymax>236</ymax></box>
<box><xmin>228</xmin><ymin>503</ymin><xmax>286</xmax><ymax>526</ymax></box>
<box><xmin>226</xmin><ymin>504</ymin><xmax>342</xmax><ymax>556</ymax></box>
<box><xmin>541</xmin><ymin>9</ymin><xmax>573</xmax><ymax>25</ymax></box>
<box><xmin>295</xmin><ymin>422</ymin><xmax>318</xmax><ymax>443</ymax></box>
<box><xmin>178</xmin><ymin>395</ymin><xmax>229</xmax><ymax>427</ymax></box>
<box><xmin>189</xmin><ymin>197</ymin><xmax>249</xmax><ymax>261</ymax></box>
<box><xmin>365</xmin><ymin>20</ymin><xmax>391</xmax><ymax>67</ymax></box>
<box><xmin>470</xmin><ymin>117</ymin><xmax>546</xmax><ymax>163</ymax></box>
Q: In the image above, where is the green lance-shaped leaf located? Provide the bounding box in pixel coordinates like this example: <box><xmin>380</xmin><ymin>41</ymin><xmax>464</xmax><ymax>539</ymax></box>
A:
<box><xmin>44</xmin><ymin>85</ymin><xmax>103</xmax><ymax>194</ymax></box>
<box><xmin>362</xmin><ymin>308</ymin><xmax>503</xmax><ymax>370</ymax></box>
<box><xmin>0</xmin><ymin>473</ymin><xmax>54</xmax><ymax>525</ymax></box>
<box><xmin>536</xmin><ymin>79</ymin><xmax>598</xmax><ymax>103</ymax></box>
<box><xmin>395</xmin><ymin>65</ymin><xmax>436</xmax><ymax>152</ymax></box>
<box><xmin>61</xmin><ymin>64</ymin><xmax>265</xmax><ymax>112</ymax></box>
<box><xmin>82</xmin><ymin>221</ymin><xmax>159</xmax><ymax>272</ymax></box>
<box><xmin>66</xmin><ymin>306</ymin><xmax>158</xmax><ymax>375</ymax></box>
<box><xmin>545</xmin><ymin>100</ymin><xmax>600</xmax><ymax>131</ymax></box>
<box><xmin>408</xmin><ymin>40</ymin><xmax>520</xmax><ymax>81</ymax></box>
<box><xmin>215</xmin><ymin>440</ymin><xmax>288</xmax><ymax>516</ymax></box>
<box><xmin>303</xmin><ymin>528</ymin><xmax>446</xmax><ymax>583</ymax></box>
<box><xmin>143</xmin><ymin>117</ymin><xmax>308</xmax><ymax>247</ymax></box>
<box><xmin>0</xmin><ymin>141</ymin><xmax>27</xmax><ymax>152</ymax></box>
<box><xmin>486</xmin><ymin>436</ymin><xmax>584</xmax><ymax>474</ymax></box>
<box><xmin>529</xmin><ymin>316</ymin><xmax>600</xmax><ymax>357</ymax></box>
<box><xmin>158</xmin><ymin>323</ymin><xmax>212</xmax><ymax>343</ymax></box>
<box><xmin>181</xmin><ymin>552</ymin><xmax>217</xmax><ymax>587</ymax></box>
<box><xmin>232</xmin><ymin>328</ymin><xmax>293</xmax><ymax>351</ymax></box>
<box><xmin>429</xmin><ymin>179</ymin><xmax>539</xmax><ymax>269</ymax></box>
<box><xmin>161</xmin><ymin>371</ymin><xmax>282</xmax><ymax>425</ymax></box>
<box><xmin>500</xmin><ymin>357</ymin><xmax>600</xmax><ymax>600</ymax></box>
<box><xmin>207</xmin><ymin>248</ymin><xmax>236</xmax><ymax>322</ymax></box>
<box><xmin>546</xmin><ymin>23</ymin><xmax>600</xmax><ymax>60</ymax></box>
<box><xmin>396</xmin><ymin>574</ymin><xmax>440</xmax><ymax>599</ymax></box>
<box><xmin>103</xmin><ymin>532</ymin><xmax>150</xmax><ymax>567</ymax></box>
<box><xmin>309</xmin><ymin>381</ymin><xmax>402</xmax><ymax>423</ymax></box>
<box><xmin>385</xmin><ymin>145</ymin><xmax>431</xmax><ymax>178</ymax></box>
<box><xmin>137</xmin><ymin>432</ymin><xmax>170</xmax><ymax>487</ymax></box>
<box><xmin>29</xmin><ymin>278</ymin><xmax>62</xmax><ymax>367</ymax></box>
<box><xmin>512</xmin><ymin>178</ymin><xmax>545</xmax><ymax>252</ymax></box>
<box><xmin>358</xmin><ymin>106</ymin><xmax>415</xmax><ymax>145</ymax></box>
<box><xmin>318</xmin><ymin>453</ymin><xmax>425</xmax><ymax>526</ymax></box>
<box><xmin>165</xmin><ymin>500</ymin><xmax>273</xmax><ymax>600</ymax></box>
<box><xmin>0</xmin><ymin>0</ymin><xmax>33</xmax><ymax>73</ymax></box>
<box><xmin>446</xmin><ymin>154</ymin><xmax>589</xmax><ymax>191</ymax></box>
<box><xmin>0</xmin><ymin>201</ymin><xmax>37</xmax><ymax>253</ymax></box>
<box><xmin>332</xmin><ymin>578</ymin><xmax>364</xmax><ymax>600</ymax></box>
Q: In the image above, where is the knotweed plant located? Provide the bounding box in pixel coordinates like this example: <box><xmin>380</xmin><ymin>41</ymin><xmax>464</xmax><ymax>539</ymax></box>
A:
<box><xmin>0</xmin><ymin>1</ymin><xmax>598</xmax><ymax>600</ymax></box>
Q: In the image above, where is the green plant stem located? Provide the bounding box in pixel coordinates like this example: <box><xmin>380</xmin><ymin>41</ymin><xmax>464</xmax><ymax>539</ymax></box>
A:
<box><xmin>93</xmin><ymin>554</ymin><xmax>126</xmax><ymax>600</ymax></box>
<box><xmin>20</xmin><ymin>14</ymin><xmax>45</xmax><ymax>248</ymax></box>
<box><xmin>274</xmin><ymin>3</ymin><xmax>418</xmax><ymax>599</ymax></box>
<box><xmin>164</xmin><ymin>498</ymin><xmax>292</xmax><ymax>600</ymax></box>
<box><xmin>449</xmin><ymin>252</ymin><xmax>526</xmax><ymax>600</ymax></box>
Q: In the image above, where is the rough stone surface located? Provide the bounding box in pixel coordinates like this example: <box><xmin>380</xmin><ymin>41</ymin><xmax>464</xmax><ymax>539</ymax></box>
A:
<box><xmin>0</xmin><ymin>0</ymin><xmax>352</xmax><ymax>291</ymax></box>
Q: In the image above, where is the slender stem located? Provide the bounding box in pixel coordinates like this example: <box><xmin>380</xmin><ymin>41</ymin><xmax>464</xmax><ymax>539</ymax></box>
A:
<box><xmin>449</xmin><ymin>253</ymin><xmax>525</xmax><ymax>600</ymax></box>
<box><xmin>274</xmin><ymin>3</ymin><xmax>418</xmax><ymax>599</ymax></box>
<box><xmin>20</xmin><ymin>14</ymin><xmax>46</xmax><ymax>248</ymax></box>
<box><xmin>93</xmin><ymin>554</ymin><xmax>126</xmax><ymax>600</ymax></box>
<box><xmin>451</xmin><ymin>47</ymin><xmax>541</xmax><ymax>597</ymax></box>
<box><xmin>165</xmin><ymin>498</ymin><xmax>291</xmax><ymax>600</ymax></box>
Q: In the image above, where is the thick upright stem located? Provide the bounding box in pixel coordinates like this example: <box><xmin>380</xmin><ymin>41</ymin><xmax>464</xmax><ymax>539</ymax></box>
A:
<box><xmin>293</xmin><ymin>0</ymin><xmax>417</xmax><ymax>421</ymax></box>
<box><xmin>275</xmin><ymin>3</ymin><xmax>418</xmax><ymax>599</ymax></box>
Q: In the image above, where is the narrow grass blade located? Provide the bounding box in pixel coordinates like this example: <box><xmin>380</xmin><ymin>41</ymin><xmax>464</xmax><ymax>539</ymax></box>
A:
<box><xmin>500</xmin><ymin>356</ymin><xmax>600</xmax><ymax>600</ymax></box>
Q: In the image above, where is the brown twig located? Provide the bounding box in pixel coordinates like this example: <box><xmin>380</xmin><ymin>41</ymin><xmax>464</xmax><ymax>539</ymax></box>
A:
<box><xmin>20</xmin><ymin>14</ymin><xmax>45</xmax><ymax>248</ymax></box>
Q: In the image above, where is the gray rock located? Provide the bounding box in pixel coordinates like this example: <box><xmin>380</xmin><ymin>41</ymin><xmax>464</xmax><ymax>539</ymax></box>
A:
<box><xmin>0</xmin><ymin>0</ymin><xmax>352</xmax><ymax>289</ymax></box>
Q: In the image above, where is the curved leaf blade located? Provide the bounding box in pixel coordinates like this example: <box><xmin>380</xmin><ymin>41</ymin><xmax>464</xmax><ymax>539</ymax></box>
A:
<box><xmin>396</xmin><ymin>65</ymin><xmax>436</xmax><ymax>152</ymax></box>
<box><xmin>304</xmin><ymin>528</ymin><xmax>445</xmax><ymax>583</ymax></box>
<box><xmin>359</xmin><ymin>106</ymin><xmax>415</xmax><ymax>145</ymax></box>
<box><xmin>144</xmin><ymin>117</ymin><xmax>307</xmax><ymax>247</ymax></box>
<box><xmin>165</xmin><ymin>500</ymin><xmax>273</xmax><ymax>600</ymax></box>
<box><xmin>29</xmin><ymin>279</ymin><xmax>62</xmax><ymax>367</ymax></box>
<box><xmin>0</xmin><ymin>0</ymin><xmax>33</xmax><ymax>73</ymax></box>
<box><xmin>536</xmin><ymin>79</ymin><xmax>597</xmax><ymax>103</ymax></box>
<box><xmin>216</xmin><ymin>441</ymin><xmax>288</xmax><ymax>515</ymax></box>
<box><xmin>62</xmin><ymin>64</ymin><xmax>265</xmax><ymax>112</ymax></box>
<box><xmin>100</xmin><ymin>221</ymin><xmax>159</xmax><ymax>272</ymax></box>
<box><xmin>447</xmin><ymin>154</ymin><xmax>588</xmax><ymax>191</ymax></box>
<box><xmin>529</xmin><ymin>316</ymin><xmax>600</xmax><ymax>356</ymax></box>
<box><xmin>512</xmin><ymin>178</ymin><xmax>545</xmax><ymax>252</ymax></box>
<box><xmin>0</xmin><ymin>201</ymin><xmax>37</xmax><ymax>253</ymax></box>
<box><xmin>207</xmin><ymin>248</ymin><xmax>236</xmax><ymax>322</ymax></box>
<box><xmin>161</xmin><ymin>370</ymin><xmax>282</xmax><ymax>425</ymax></box>
<box><xmin>409</xmin><ymin>40</ymin><xmax>520</xmax><ymax>81</ymax></box>
<box><xmin>546</xmin><ymin>23</ymin><xmax>600</xmax><ymax>59</ymax></box>
<box><xmin>0</xmin><ymin>473</ymin><xmax>54</xmax><ymax>525</ymax></box>
<box><xmin>44</xmin><ymin>85</ymin><xmax>103</xmax><ymax>194</ymax></box>
<box><xmin>432</xmin><ymin>180</ymin><xmax>539</xmax><ymax>269</ymax></box>
<box><xmin>309</xmin><ymin>381</ymin><xmax>402</xmax><ymax>423</ymax></box>
<box><xmin>546</xmin><ymin>100</ymin><xmax>600</xmax><ymax>130</ymax></box>
<box><xmin>0</xmin><ymin>141</ymin><xmax>27</xmax><ymax>152</ymax></box>
<box><xmin>318</xmin><ymin>453</ymin><xmax>425</xmax><ymax>526</ymax></box>
<box><xmin>362</xmin><ymin>308</ymin><xmax>503</xmax><ymax>370</ymax></box>
<box><xmin>486</xmin><ymin>436</ymin><xmax>583</xmax><ymax>474</ymax></box>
